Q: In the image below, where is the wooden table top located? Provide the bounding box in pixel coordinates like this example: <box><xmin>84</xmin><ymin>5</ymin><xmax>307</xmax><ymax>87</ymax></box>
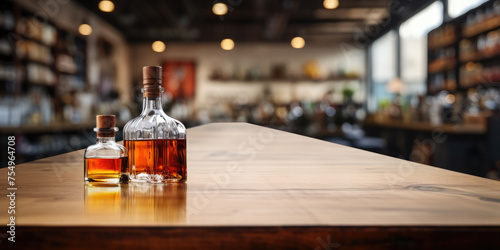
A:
<box><xmin>2</xmin><ymin>123</ymin><xmax>500</xmax><ymax>248</ymax></box>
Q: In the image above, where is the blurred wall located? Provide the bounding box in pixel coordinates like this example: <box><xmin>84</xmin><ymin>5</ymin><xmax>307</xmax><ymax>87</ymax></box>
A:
<box><xmin>130</xmin><ymin>43</ymin><xmax>366</xmax><ymax>107</ymax></box>
<box><xmin>16</xmin><ymin>0</ymin><xmax>131</xmax><ymax>102</ymax></box>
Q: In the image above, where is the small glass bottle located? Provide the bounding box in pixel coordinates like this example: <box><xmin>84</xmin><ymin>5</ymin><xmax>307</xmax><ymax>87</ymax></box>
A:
<box><xmin>124</xmin><ymin>66</ymin><xmax>187</xmax><ymax>183</ymax></box>
<box><xmin>85</xmin><ymin>115</ymin><xmax>128</xmax><ymax>184</ymax></box>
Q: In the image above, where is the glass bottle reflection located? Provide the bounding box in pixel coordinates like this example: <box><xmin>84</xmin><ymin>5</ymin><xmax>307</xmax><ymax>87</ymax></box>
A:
<box><xmin>153</xmin><ymin>184</ymin><xmax>186</xmax><ymax>222</ymax></box>
<box><xmin>84</xmin><ymin>183</ymin><xmax>121</xmax><ymax>219</ymax></box>
<box><xmin>84</xmin><ymin>183</ymin><xmax>186</xmax><ymax>223</ymax></box>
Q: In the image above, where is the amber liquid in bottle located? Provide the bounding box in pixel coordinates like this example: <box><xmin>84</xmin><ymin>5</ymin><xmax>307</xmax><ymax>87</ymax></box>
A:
<box><xmin>125</xmin><ymin>139</ymin><xmax>186</xmax><ymax>182</ymax></box>
<box><xmin>85</xmin><ymin>157</ymin><xmax>128</xmax><ymax>183</ymax></box>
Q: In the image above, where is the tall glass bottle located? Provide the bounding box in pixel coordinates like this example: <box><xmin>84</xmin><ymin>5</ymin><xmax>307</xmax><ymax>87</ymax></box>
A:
<box><xmin>124</xmin><ymin>66</ymin><xmax>187</xmax><ymax>183</ymax></box>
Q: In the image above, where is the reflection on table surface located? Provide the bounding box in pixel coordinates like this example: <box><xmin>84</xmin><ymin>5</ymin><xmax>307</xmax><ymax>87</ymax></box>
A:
<box><xmin>84</xmin><ymin>183</ymin><xmax>186</xmax><ymax>223</ymax></box>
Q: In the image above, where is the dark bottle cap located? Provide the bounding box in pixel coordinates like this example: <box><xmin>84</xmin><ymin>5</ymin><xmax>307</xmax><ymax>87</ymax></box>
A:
<box><xmin>96</xmin><ymin>115</ymin><xmax>116</xmax><ymax>128</ymax></box>
<box><xmin>96</xmin><ymin>115</ymin><xmax>117</xmax><ymax>137</ymax></box>
<box><xmin>142</xmin><ymin>66</ymin><xmax>162</xmax><ymax>97</ymax></box>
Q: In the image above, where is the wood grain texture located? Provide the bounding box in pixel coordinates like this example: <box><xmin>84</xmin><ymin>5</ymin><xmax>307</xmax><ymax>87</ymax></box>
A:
<box><xmin>1</xmin><ymin>123</ymin><xmax>500</xmax><ymax>248</ymax></box>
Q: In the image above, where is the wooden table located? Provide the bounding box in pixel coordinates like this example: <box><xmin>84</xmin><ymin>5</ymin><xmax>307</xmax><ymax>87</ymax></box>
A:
<box><xmin>1</xmin><ymin>123</ymin><xmax>500</xmax><ymax>249</ymax></box>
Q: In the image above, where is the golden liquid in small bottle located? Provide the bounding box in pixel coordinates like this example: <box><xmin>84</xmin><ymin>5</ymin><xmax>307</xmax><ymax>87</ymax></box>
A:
<box><xmin>85</xmin><ymin>157</ymin><xmax>128</xmax><ymax>183</ymax></box>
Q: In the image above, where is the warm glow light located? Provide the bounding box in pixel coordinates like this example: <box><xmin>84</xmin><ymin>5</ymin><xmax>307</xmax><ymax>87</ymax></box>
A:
<box><xmin>323</xmin><ymin>0</ymin><xmax>339</xmax><ymax>9</ymax></box>
<box><xmin>487</xmin><ymin>30</ymin><xmax>499</xmax><ymax>40</ymax></box>
<box><xmin>465</xmin><ymin>61</ymin><xmax>475</xmax><ymax>71</ymax></box>
<box><xmin>291</xmin><ymin>37</ymin><xmax>305</xmax><ymax>49</ymax></box>
<box><xmin>445</xmin><ymin>94</ymin><xmax>455</xmax><ymax>104</ymax></box>
<box><xmin>78</xmin><ymin>24</ymin><xmax>92</xmax><ymax>36</ymax></box>
<box><xmin>386</xmin><ymin>78</ymin><xmax>404</xmax><ymax>94</ymax></box>
<box><xmin>152</xmin><ymin>41</ymin><xmax>166</xmax><ymax>53</ymax></box>
<box><xmin>220</xmin><ymin>38</ymin><xmax>234</xmax><ymax>50</ymax></box>
<box><xmin>99</xmin><ymin>0</ymin><xmax>115</xmax><ymax>13</ymax></box>
<box><xmin>212</xmin><ymin>3</ymin><xmax>228</xmax><ymax>16</ymax></box>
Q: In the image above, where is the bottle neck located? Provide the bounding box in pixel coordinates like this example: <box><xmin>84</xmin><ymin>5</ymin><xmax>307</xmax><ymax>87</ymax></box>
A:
<box><xmin>142</xmin><ymin>96</ymin><xmax>163</xmax><ymax>113</ymax></box>
<box><xmin>97</xmin><ymin>137</ymin><xmax>116</xmax><ymax>143</ymax></box>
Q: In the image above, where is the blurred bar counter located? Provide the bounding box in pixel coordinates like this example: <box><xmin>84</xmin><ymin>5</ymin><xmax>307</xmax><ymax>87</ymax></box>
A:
<box><xmin>363</xmin><ymin>114</ymin><xmax>494</xmax><ymax>178</ymax></box>
<box><xmin>0</xmin><ymin>121</ymin><xmax>126</xmax><ymax>167</ymax></box>
<box><xmin>0</xmin><ymin>121</ymin><xmax>127</xmax><ymax>134</ymax></box>
<box><xmin>363</xmin><ymin>116</ymin><xmax>487</xmax><ymax>135</ymax></box>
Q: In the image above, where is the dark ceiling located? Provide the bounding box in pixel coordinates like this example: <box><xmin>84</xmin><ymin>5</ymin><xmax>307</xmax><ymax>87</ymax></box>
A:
<box><xmin>74</xmin><ymin>0</ymin><xmax>432</xmax><ymax>44</ymax></box>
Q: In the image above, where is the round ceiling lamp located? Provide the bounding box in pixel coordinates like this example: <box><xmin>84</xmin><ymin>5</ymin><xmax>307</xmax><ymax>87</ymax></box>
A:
<box><xmin>99</xmin><ymin>0</ymin><xmax>115</xmax><ymax>13</ymax></box>
<box><xmin>78</xmin><ymin>24</ymin><xmax>92</xmax><ymax>36</ymax></box>
<box><xmin>323</xmin><ymin>0</ymin><xmax>339</xmax><ymax>10</ymax></box>
<box><xmin>221</xmin><ymin>38</ymin><xmax>235</xmax><ymax>50</ymax></box>
<box><xmin>212</xmin><ymin>3</ymin><xmax>228</xmax><ymax>16</ymax></box>
<box><xmin>152</xmin><ymin>41</ymin><xmax>166</xmax><ymax>53</ymax></box>
<box><xmin>291</xmin><ymin>37</ymin><xmax>305</xmax><ymax>49</ymax></box>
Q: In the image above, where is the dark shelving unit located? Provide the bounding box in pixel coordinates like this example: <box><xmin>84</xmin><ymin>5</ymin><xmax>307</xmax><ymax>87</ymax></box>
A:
<box><xmin>427</xmin><ymin>0</ymin><xmax>500</xmax><ymax>95</ymax></box>
<box><xmin>0</xmin><ymin>0</ymin><xmax>90</xmax><ymax>167</ymax></box>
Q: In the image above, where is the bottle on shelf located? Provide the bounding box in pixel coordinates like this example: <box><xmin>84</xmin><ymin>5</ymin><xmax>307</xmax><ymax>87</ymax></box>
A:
<box><xmin>124</xmin><ymin>66</ymin><xmax>187</xmax><ymax>183</ymax></box>
<box><xmin>84</xmin><ymin>115</ymin><xmax>128</xmax><ymax>184</ymax></box>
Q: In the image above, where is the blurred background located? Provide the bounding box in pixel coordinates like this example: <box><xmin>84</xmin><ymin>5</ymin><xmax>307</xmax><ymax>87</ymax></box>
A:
<box><xmin>1</xmin><ymin>0</ymin><xmax>500</xmax><ymax>179</ymax></box>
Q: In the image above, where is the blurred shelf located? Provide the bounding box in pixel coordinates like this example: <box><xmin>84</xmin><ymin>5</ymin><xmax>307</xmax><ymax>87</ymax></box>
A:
<box><xmin>459</xmin><ymin>81</ymin><xmax>500</xmax><ymax>88</ymax></box>
<box><xmin>427</xmin><ymin>87</ymin><xmax>457</xmax><ymax>95</ymax></box>
<box><xmin>21</xmin><ymin>57</ymin><xmax>54</xmax><ymax>67</ymax></box>
<box><xmin>0</xmin><ymin>26</ymin><xmax>14</xmax><ymax>33</ymax></box>
<box><xmin>19</xmin><ymin>33</ymin><xmax>56</xmax><ymax>48</ymax></box>
<box><xmin>363</xmin><ymin>118</ymin><xmax>486</xmax><ymax>135</ymax></box>
<box><xmin>209</xmin><ymin>77</ymin><xmax>362</xmax><ymax>83</ymax></box>
<box><xmin>427</xmin><ymin>1</ymin><xmax>500</xmax><ymax>96</ymax></box>
<box><xmin>428</xmin><ymin>38</ymin><xmax>456</xmax><ymax>50</ymax></box>
<box><xmin>22</xmin><ymin>80</ymin><xmax>57</xmax><ymax>87</ymax></box>
<box><xmin>0</xmin><ymin>53</ymin><xmax>14</xmax><ymax>60</ymax></box>
<box><xmin>0</xmin><ymin>79</ymin><xmax>16</xmax><ymax>84</ymax></box>
<box><xmin>459</xmin><ymin>50</ymin><xmax>500</xmax><ymax>64</ymax></box>
<box><xmin>0</xmin><ymin>121</ymin><xmax>127</xmax><ymax>134</ymax></box>
<box><xmin>58</xmin><ymin>71</ymin><xmax>80</xmax><ymax>75</ymax></box>
<box><xmin>462</xmin><ymin>16</ymin><xmax>500</xmax><ymax>38</ymax></box>
<box><xmin>308</xmin><ymin>128</ymin><xmax>343</xmax><ymax>138</ymax></box>
<box><xmin>428</xmin><ymin>60</ymin><xmax>456</xmax><ymax>74</ymax></box>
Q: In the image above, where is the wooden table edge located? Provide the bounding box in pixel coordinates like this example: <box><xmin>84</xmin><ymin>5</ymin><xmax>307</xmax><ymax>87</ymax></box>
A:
<box><xmin>3</xmin><ymin>225</ymin><xmax>500</xmax><ymax>249</ymax></box>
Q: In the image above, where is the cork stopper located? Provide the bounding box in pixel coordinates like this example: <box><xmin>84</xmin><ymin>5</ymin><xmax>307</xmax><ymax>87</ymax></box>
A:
<box><xmin>143</xmin><ymin>66</ymin><xmax>162</xmax><ymax>84</ymax></box>
<box><xmin>97</xmin><ymin>115</ymin><xmax>115</xmax><ymax>128</ymax></box>
<box><xmin>142</xmin><ymin>66</ymin><xmax>163</xmax><ymax>97</ymax></box>
<box><xmin>95</xmin><ymin>115</ymin><xmax>117</xmax><ymax>137</ymax></box>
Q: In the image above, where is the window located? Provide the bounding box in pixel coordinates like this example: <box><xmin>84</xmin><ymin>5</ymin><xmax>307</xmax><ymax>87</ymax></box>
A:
<box><xmin>448</xmin><ymin>0</ymin><xmax>488</xmax><ymax>18</ymax></box>
<box><xmin>369</xmin><ymin>30</ymin><xmax>397</xmax><ymax>112</ymax></box>
<box><xmin>400</xmin><ymin>1</ymin><xmax>443</xmax><ymax>95</ymax></box>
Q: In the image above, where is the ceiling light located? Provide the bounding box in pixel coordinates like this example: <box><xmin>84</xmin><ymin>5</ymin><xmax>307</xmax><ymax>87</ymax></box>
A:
<box><xmin>291</xmin><ymin>37</ymin><xmax>305</xmax><ymax>49</ymax></box>
<box><xmin>152</xmin><ymin>41</ymin><xmax>166</xmax><ymax>53</ymax></box>
<box><xmin>99</xmin><ymin>0</ymin><xmax>115</xmax><ymax>13</ymax></box>
<box><xmin>78</xmin><ymin>24</ymin><xmax>92</xmax><ymax>36</ymax></box>
<box><xmin>221</xmin><ymin>38</ymin><xmax>234</xmax><ymax>50</ymax></box>
<box><xmin>323</xmin><ymin>0</ymin><xmax>339</xmax><ymax>10</ymax></box>
<box><xmin>212</xmin><ymin>3</ymin><xmax>228</xmax><ymax>16</ymax></box>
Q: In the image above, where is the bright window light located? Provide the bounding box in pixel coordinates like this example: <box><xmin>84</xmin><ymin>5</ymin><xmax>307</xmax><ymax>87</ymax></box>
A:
<box><xmin>371</xmin><ymin>31</ymin><xmax>397</xmax><ymax>84</ymax></box>
<box><xmin>399</xmin><ymin>1</ymin><xmax>443</xmax><ymax>95</ymax></box>
<box><xmin>400</xmin><ymin>1</ymin><xmax>443</xmax><ymax>39</ymax></box>
<box><xmin>369</xmin><ymin>30</ymin><xmax>397</xmax><ymax>112</ymax></box>
<box><xmin>448</xmin><ymin>0</ymin><xmax>488</xmax><ymax>18</ymax></box>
